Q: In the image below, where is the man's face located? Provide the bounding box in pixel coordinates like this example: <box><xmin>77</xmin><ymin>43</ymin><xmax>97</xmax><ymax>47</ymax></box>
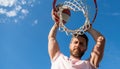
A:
<box><xmin>70</xmin><ymin>36</ymin><xmax>87</xmax><ymax>58</ymax></box>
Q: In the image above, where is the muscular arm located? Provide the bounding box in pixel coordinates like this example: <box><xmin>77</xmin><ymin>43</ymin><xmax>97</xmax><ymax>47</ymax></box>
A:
<box><xmin>88</xmin><ymin>28</ymin><xmax>106</xmax><ymax>67</ymax></box>
<box><xmin>48</xmin><ymin>24</ymin><xmax>60</xmax><ymax>60</ymax></box>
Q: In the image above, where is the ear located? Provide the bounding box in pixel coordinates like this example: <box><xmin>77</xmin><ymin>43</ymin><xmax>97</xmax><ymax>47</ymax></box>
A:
<box><xmin>69</xmin><ymin>41</ymin><xmax>72</xmax><ymax>49</ymax></box>
<box><xmin>69</xmin><ymin>42</ymin><xmax>71</xmax><ymax>49</ymax></box>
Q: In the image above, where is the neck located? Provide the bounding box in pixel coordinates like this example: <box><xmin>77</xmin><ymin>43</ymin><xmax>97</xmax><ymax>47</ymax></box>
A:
<box><xmin>70</xmin><ymin>55</ymin><xmax>81</xmax><ymax>61</ymax></box>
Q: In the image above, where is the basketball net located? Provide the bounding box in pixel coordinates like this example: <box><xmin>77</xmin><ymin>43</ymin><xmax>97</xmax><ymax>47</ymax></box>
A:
<box><xmin>52</xmin><ymin>0</ymin><xmax>98</xmax><ymax>35</ymax></box>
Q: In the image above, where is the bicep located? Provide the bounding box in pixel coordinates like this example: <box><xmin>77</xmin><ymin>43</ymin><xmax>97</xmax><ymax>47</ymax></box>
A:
<box><xmin>48</xmin><ymin>38</ymin><xmax>60</xmax><ymax>60</ymax></box>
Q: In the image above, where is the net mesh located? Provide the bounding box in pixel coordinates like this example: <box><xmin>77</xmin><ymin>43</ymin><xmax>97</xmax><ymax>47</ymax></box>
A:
<box><xmin>53</xmin><ymin>0</ymin><xmax>97</xmax><ymax>35</ymax></box>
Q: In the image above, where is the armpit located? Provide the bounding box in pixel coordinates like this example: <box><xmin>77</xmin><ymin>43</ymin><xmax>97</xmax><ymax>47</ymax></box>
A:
<box><xmin>51</xmin><ymin>51</ymin><xmax>61</xmax><ymax>62</ymax></box>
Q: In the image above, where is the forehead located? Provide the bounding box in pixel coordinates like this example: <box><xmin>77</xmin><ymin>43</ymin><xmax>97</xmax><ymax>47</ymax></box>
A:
<box><xmin>72</xmin><ymin>36</ymin><xmax>86</xmax><ymax>42</ymax></box>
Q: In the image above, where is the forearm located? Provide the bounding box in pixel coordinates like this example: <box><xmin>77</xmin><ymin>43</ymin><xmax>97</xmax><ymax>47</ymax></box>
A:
<box><xmin>48</xmin><ymin>23</ymin><xmax>59</xmax><ymax>39</ymax></box>
<box><xmin>88</xmin><ymin>28</ymin><xmax>105</xmax><ymax>42</ymax></box>
<box><xmin>48</xmin><ymin>23</ymin><xmax>60</xmax><ymax>60</ymax></box>
<box><xmin>88</xmin><ymin>28</ymin><xmax>105</xmax><ymax>53</ymax></box>
<box><xmin>88</xmin><ymin>28</ymin><xmax>105</xmax><ymax>67</ymax></box>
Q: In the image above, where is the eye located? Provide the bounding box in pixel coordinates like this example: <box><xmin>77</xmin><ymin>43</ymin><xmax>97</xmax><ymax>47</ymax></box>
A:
<box><xmin>79</xmin><ymin>42</ymin><xmax>83</xmax><ymax>45</ymax></box>
<box><xmin>80</xmin><ymin>42</ymin><xmax>83</xmax><ymax>45</ymax></box>
<box><xmin>74</xmin><ymin>41</ymin><xmax>78</xmax><ymax>44</ymax></box>
<box><xmin>79</xmin><ymin>42</ymin><xmax>86</xmax><ymax>47</ymax></box>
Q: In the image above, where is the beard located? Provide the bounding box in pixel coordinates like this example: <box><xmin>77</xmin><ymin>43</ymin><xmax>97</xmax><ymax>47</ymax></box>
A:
<box><xmin>70</xmin><ymin>48</ymin><xmax>85</xmax><ymax>58</ymax></box>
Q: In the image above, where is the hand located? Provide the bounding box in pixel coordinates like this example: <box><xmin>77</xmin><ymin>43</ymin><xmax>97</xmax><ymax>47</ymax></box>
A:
<box><xmin>51</xmin><ymin>8</ymin><xmax>70</xmax><ymax>25</ymax></box>
<box><xmin>84</xmin><ymin>24</ymin><xmax>92</xmax><ymax>32</ymax></box>
<box><xmin>51</xmin><ymin>9</ymin><xmax>60</xmax><ymax>24</ymax></box>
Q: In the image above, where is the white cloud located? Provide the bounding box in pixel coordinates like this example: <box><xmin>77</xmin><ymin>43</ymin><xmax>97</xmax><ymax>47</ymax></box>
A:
<box><xmin>34</xmin><ymin>20</ymin><xmax>38</xmax><ymax>24</ymax></box>
<box><xmin>102</xmin><ymin>12</ymin><xmax>120</xmax><ymax>16</ymax></box>
<box><xmin>0</xmin><ymin>0</ymin><xmax>36</xmax><ymax>24</ymax></box>
<box><xmin>32</xmin><ymin>19</ymin><xmax>39</xmax><ymax>26</ymax></box>
<box><xmin>15</xmin><ymin>5</ymin><xmax>22</xmax><ymax>11</ymax></box>
<box><xmin>111</xmin><ymin>12</ymin><xmax>120</xmax><ymax>16</ymax></box>
<box><xmin>14</xmin><ymin>19</ymin><xmax>18</xmax><ymax>23</ymax></box>
<box><xmin>21</xmin><ymin>9</ymin><xmax>29</xmax><ymax>15</ymax></box>
<box><xmin>0</xmin><ymin>0</ymin><xmax>16</xmax><ymax>7</ymax></box>
<box><xmin>0</xmin><ymin>8</ymin><xmax>7</xmax><ymax>14</ymax></box>
<box><xmin>0</xmin><ymin>8</ymin><xmax>17</xmax><ymax>17</ymax></box>
<box><xmin>6</xmin><ymin>10</ymin><xmax>17</xmax><ymax>17</ymax></box>
<box><xmin>21</xmin><ymin>0</ymin><xmax>26</xmax><ymax>5</ymax></box>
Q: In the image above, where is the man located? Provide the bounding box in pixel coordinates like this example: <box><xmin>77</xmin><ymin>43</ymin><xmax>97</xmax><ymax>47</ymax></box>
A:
<box><xmin>48</xmin><ymin>9</ymin><xmax>105</xmax><ymax>69</ymax></box>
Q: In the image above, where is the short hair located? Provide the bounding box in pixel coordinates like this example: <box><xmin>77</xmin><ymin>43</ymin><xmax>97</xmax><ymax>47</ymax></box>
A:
<box><xmin>72</xmin><ymin>34</ymin><xmax>89</xmax><ymax>46</ymax></box>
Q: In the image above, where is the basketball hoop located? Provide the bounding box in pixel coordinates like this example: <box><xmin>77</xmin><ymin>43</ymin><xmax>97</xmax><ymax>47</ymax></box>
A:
<box><xmin>52</xmin><ymin>0</ymin><xmax>98</xmax><ymax>35</ymax></box>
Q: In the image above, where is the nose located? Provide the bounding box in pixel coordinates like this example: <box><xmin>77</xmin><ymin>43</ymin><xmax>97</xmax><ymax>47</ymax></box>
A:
<box><xmin>75</xmin><ymin>42</ymin><xmax>84</xmax><ymax>48</ymax></box>
<box><xmin>75</xmin><ymin>43</ymin><xmax>80</xmax><ymax>48</ymax></box>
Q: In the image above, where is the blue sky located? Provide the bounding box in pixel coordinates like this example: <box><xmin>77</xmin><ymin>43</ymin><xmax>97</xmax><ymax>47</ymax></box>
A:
<box><xmin>0</xmin><ymin>0</ymin><xmax>120</xmax><ymax>69</ymax></box>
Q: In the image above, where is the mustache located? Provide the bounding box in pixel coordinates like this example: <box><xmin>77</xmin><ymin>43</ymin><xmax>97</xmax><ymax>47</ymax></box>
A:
<box><xmin>73</xmin><ymin>47</ymin><xmax>80</xmax><ymax>51</ymax></box>
<box><xmin>70</xmin><ymin>48</ymin><xmax>85</xmax><ymax>58</ymax></box>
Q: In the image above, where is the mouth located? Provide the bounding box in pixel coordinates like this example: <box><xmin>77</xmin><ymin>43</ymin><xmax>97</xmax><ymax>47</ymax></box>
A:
<box><xmin>73</xmin><ymin>47</ymin><xmax>80</xmax><ymax>51</ymax></box>
<box><xmin>70</xmin><ymin>47</ymin><xmax>85</xmax><ymax>58</ymax></box>
<box><xmin>73</xmin><ymin>48</ymin><xmax>81</xmax><ymax>54</ymax></box>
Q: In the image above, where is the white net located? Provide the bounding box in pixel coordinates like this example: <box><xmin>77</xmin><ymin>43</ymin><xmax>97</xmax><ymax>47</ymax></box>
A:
<box><xmin>57</xmin><ymin>0</ymin><xmax>91</xmax><ymax>35</ymax></box>
<box><xmin>53</xmin><ymin>0</ymin><xmax>98</xmax><ymax>35</ymax></box>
